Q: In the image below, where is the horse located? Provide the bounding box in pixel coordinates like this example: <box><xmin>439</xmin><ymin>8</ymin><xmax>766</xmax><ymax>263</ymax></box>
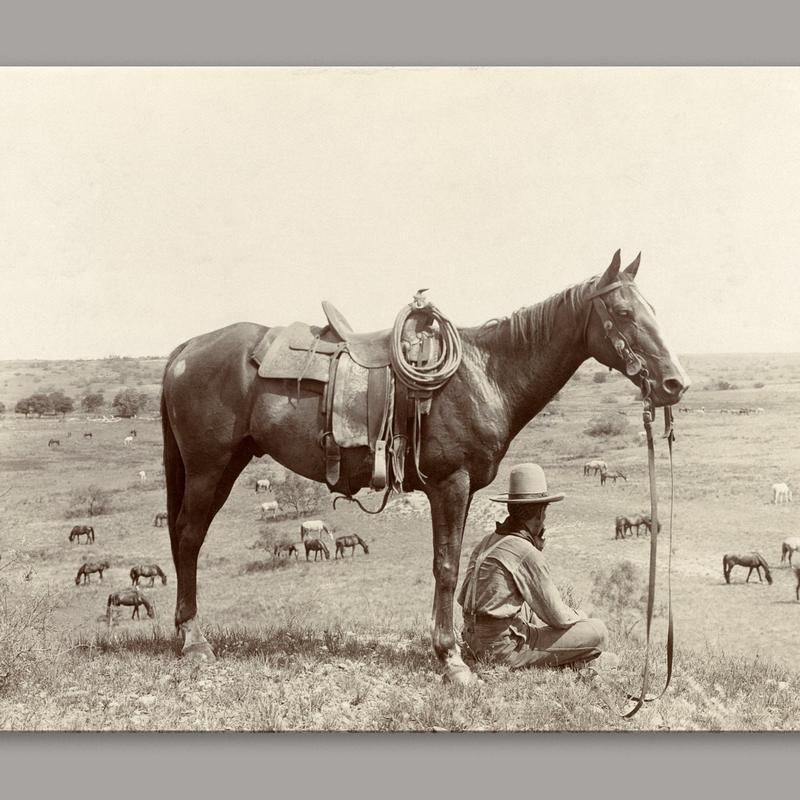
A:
<box><xmin>614</xmin><ymin>515</ymin><xmax>630</xmax><ymax>539</ymax></box>
<box><xmin>69</xmin><ymin>525</ymin><xmax>95</xmax><ymax>544</ymax></box>
<box><xmin>272</xmin><ymin>541</ymin><xmax>299</xmax><ymax>560</ymax></box>
<box><xmin>153</xmin><ymin>511</ymin><xmax>168</xmax><ymax>527</ymax></box>
<box><xmin>583</xmin><ymin>459</ymin><xmax>606</xmax><ymax>477</ymax></box>
<box><xmin>723</xmin><ymin>552</ymin><xmax>773</xmax><ymax>585</ymax></box>
<box><xmin>138</xmin><ymin>470</ymin><xmax>147</xmax><ymax>482</ymax></box>
<box><xmin>254</xmin><ymin>478</ymin><xmax>271</xmax><ymax>493</ymax></box>
<box><xmin>130</xmin><ymin>564</ymin><xmax>167</xmax><ymax>587</ymax></box>
<box><xmin>159</xmin><ymin>249</ymin><xmax>689</xmax><ymax>683</ymax></box>
<box><xmin>75</xmin><ymin>560</ymin><xmax>110</xmax><ymax>585</ymax></box>
<box><xmin>304</xmin><ymin>538</ymin><xmax>330</xmax><ymax>561</ymax></box>
<box><xmin>300</xmin><ymin>520</ymin><xmax>335</xmax><ymax>548</ymax></box>
<box><xmin>124</xmin><ymin>436</ymin><xmax>135</xmax><ymax>446</ymax></box>
<box><xmin>260</xmin><ymin>500</ymin><xmax>279</xmax><ymax>519</ymax></box>
<box><xmin>130</xmin><ymin>429</ymin><xmax>137</xmax><ymax>437</ymax></box>
<box><xmin>48</xmin><ymin>439</ymin><xmax>60</xmax><ymax>447</ymax></box>
<box><xmin>335</xmin><ymin>534</ymin><xmax>370</xmax><ymax>558</ymax></box>
<box><xmin>107</xmin><ymin>588</ymin><xmax>155</xmax><ymax>623</ymax></box>
<box><xmin>600</xmin><ymin>468</ymin><xmax>627</xmax><ymax>486</ymax></box>
<box><xmin>83</xmin><ymin>432</ymin><xmax>93</xmax><ymax>439</ymax></box>
<box><xmin>772</xmin><ymin>483</ymin><xmax>792</xmax><ymax>504</ymax></box>
<box><xmin>780</xmin><ymin>537</ymin><xmax>800</xmax><ymax>567</ymax></box>
<box><xmin>794</xmin><ymin>567</ymin><xmax>800</xmax><ymax>601</ymax></box>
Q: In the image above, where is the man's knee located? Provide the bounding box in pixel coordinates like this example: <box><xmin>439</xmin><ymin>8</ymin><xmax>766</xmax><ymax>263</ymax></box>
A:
<box><xmin>576</xmin><ymin>618</ymin><xmax>608</xmax><ymax>651</ymax></box>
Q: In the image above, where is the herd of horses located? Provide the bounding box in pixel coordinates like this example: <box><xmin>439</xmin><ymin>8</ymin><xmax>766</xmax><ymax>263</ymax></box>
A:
<box><xmin>582</xmin><ymin>460</ymin><xmax>627</xmax><ymax>486</ymax></box>
<box><xmin>272</xmin><ymin>520</ymin><xmax>370</xmax><ymax>562</ymax></box>
<box><xmin>719</xmin><ymin>538</ymin><xmax>800</xmax><ymax>595</ymax></box>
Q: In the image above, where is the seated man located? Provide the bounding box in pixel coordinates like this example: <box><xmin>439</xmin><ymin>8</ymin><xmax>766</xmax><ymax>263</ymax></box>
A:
<box><xmin>458</xmin><ymin>463</ymin><xmax>609</xmax><ymax>669</ymax></box>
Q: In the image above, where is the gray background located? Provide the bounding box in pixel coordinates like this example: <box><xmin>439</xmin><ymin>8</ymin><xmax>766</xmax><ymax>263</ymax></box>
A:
<box><xmin>1</xmin><ymin>0</ymin><xmax>798</xmax><ymax>796</ymax></box>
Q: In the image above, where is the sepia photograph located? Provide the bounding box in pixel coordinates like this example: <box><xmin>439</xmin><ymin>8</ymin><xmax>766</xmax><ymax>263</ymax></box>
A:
<box><xmin>1</xmin><ymin>66</ymin><xmax>799</xmax><ymax>732</ymax></box>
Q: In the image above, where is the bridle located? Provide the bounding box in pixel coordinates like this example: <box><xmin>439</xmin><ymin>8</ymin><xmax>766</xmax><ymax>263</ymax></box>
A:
<box><xmin>585</xmin><ymin>278</ymin><xmax>676</xmax><ymax>720</ymax></box>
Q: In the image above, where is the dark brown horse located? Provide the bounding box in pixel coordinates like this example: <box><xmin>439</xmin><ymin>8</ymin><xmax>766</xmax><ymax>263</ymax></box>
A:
<box><xmin>335</xmin><ymin>534</ymin><xmax>370</xmax><ymax>558</ymax></box>
<box><xmin>272</xmin><ymin>541</ymin><xmax>299</xmax><ymax>560</ymax></box>
<box><xmin>130</xmin><ymin>564</ymin><xmax>167</xmax><ymax>587</ymax></box>
<box><xmin>107</xmin><ymin>588</ymin><xmax>155</xmax><ymax>623</ymax></box>
<box><xmin>304</xmin><ymin>538</ymin><xmax>330</xmax><ymax>561</ymax></box>
<box><xmin>69</xmin><ymin>525</ymin><xmax>95</xmax><ymax>544</ymax></box>
<box><xmin>160</xmin><ymin>250</ymin><xmax>689</xmax><ymax>683</ymax></box>
<box><xmin>723</xmin><ymin>552</ymin><xmax>773</xmax><ymax>585</ymax></box>
<box><xmin>153</xmin><ymin>512</ymin><xmax>169</xmax><ymax>527</ymax></box>
<box><xmin>75</xmin><ymin>560</ymin><xmax>110</xmax><ymax>585</ymax></box>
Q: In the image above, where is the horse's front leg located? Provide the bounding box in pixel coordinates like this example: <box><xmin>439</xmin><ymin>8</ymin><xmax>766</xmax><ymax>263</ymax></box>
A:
<box><xmin>746</xmin><ymin>567</ymin><xmax>753</xmax><ymax>583</ymax></box>
<box><xmin>425</xmin><ymin>469</ymin><xmax>474</xmax><ymax>685</ymax></box>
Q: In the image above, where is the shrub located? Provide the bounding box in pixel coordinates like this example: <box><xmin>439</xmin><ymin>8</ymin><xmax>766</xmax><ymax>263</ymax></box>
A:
<box><xmin>593</xmin><ymin>371</ymin><xmax>608</xmax><ymax>384</ymax></box>
<box><xmin>273</xmin><ymin>473</ymin><xmax>329</xmax><ymax>518</ymax></box>
<box><xmin>585</xmin><ymin>413</ymin><xmax>629</xmax><ymax>438</ymax></box>
<box><xmin>66</xmin><ymin>484</ymin><xmax>112</xmax><ymax>518</ymax></box>
<box><xmin>591</xmin><ymin>561</ymin><xmax>649</xmax><ymax>637</ymax></box>
<box><xmin>753</xmin><ymin>382</ymin><xmax>765</xmax><ymax>389</ymax></box>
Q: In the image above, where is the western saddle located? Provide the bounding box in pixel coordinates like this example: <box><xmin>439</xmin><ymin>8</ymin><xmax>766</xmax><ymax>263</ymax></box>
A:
<box><xmin>251</xmin><ymin>292</ymin><xmax>460</xmax><ymax>502</ymax></box>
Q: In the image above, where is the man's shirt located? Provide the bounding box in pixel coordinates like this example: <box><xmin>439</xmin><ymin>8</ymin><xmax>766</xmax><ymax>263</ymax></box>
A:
<box><xmin>457</xmin><ymin>521</ymin><xmax>581</xmax><ymax>629</ymax></box>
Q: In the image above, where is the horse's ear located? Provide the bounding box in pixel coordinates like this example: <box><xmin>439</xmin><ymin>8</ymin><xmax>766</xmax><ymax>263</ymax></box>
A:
<box><xmin>624</xmin><ymin>252</ymin><xmax>641</xmax><ymax>279</ymax></box>
<box><xmin>597</xmin><ymin>249</ymin><xmax>622</xmax><ymax>288</ymax></box>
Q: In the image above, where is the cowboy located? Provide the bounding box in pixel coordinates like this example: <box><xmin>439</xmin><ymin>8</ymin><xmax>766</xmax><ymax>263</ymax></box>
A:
<box><xmin>458</xmin><ymin>463</ymin><xmax>609</xmax><ymax>669</ymax></box>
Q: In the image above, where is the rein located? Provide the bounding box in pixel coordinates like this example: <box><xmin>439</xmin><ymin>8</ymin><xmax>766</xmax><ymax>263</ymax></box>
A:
<box><xmin>586</xmin><ymin>278</ymin><xmax>675</xmax><ymax>719</ymax></box>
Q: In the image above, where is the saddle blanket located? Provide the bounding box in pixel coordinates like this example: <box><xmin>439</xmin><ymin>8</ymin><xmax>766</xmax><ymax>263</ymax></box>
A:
<box><xmin>251</xmin><ymin>322</ymin><xmax>334</xmax><ymax>384</ymax></box>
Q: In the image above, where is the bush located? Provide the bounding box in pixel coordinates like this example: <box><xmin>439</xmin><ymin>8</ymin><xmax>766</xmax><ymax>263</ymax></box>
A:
<box><xmin>593</xmin><ymin>371</ymin><xmax>608</xmax><ymax>384</ymax></box>
<box><xmin>112</xmin><ymin>387</ymin><xmax>146</xmax><ymax>418</ymax></box>
<box><xmin>591</xmin><ymin>561</ymin><xmax>649</xmax><ymax>637</ymax></box>
<box><xmin>81</xmin><ymin>392</ymin><xmax>104</xmax><ymax>413</ymax></box>
<box><xmin>273</xmin><ymin>473</ymin><xmax>329</xmax><ymax>518</ymax></box>
<box><xmin>753</xmin><ymin>382</ymin><xmax>765</xmax><ymax>389</ymax></box>
<box><xmin>66</xmin><ymin>484</ymin><xmax>112</xmax><ymax>518</ymax></box>
<box><xmin>585</xmin><ymin>413</ymin><xmax>629</xmax><ymax>438</ymax></box>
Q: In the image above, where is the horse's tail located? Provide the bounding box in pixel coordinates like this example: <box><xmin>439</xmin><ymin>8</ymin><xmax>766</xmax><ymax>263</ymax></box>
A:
<box><xmin>722</xmin><ymin>555</ymin><xmax>730</xmax><ymax>583</ymax></box>
<box><xmin>759</xmin><ymin>555</ymin><xmax>773</xmax><ymax>584</ymax></box>
<box><xmin>161</xmin><ymin>354</ymin><xmax>186</xmax><ymax>561</ymax></box>
<box><xmin>781</xmin><ymin>542</ymin><xmax>788</xmax><ymax>563</ymax></box>
<box><xmin>130</xmin><ymin>567</ymin><xmax>138</xmax><ymax>584</ymax></box>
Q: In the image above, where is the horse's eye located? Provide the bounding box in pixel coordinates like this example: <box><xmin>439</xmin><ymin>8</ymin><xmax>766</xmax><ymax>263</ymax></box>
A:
<box><xmin>615</xmin><ymin>308</ymin><xmax>632</xmax><ymax>319</ymax></box>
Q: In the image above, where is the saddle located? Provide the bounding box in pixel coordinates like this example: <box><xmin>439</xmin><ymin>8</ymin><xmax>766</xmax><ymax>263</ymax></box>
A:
<box><xmin>251</xmin><ymin>292</ymin><xmax>456</xmax><ymax>499</ymax></box>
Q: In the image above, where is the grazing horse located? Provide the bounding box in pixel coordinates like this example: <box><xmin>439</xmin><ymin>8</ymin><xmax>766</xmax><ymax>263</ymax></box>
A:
<box><xmin>304</xmin><ymin>538</ymin><xmax>330</xmax><ymax>561</ymax></box>
<box><xmin>335</xmin><ymin>534</ymin><xmax>370</xmax><ymax>558</ymax></box>
<box><xmin>300</xmin><ymin>520</ymin><xmax>335</xmax><ymax>548</ymax></box>
<box><xmin>48</xmin><ymin>439</ymin><xmax>60</xmax><ymax>447</ymax></box>
<box><xmin>600</xmin><ymin>468</ymin><xmax>627</xmax><ymax>486</ymax></box>
<box><xmin>772</xmin><ymin>483</ymin><xmax>792</xmax><ymax>504</ymax></box>
<box><xmin>160</xmin><ymin>250</ymin><xmax>689</xmax><ymax>682</ymax></box>
<box><xmin>130</xmin><ymin>564</ymin><xmax>167</xmax><ymax>587</ymax></box>
<box><xmin>254</xmin><ymin>478</ymin><xmax>271</xmax><ymax>493</ymax></box>
<box><xmin>69</xmin><ymin>525</ymin><xmax>95</xmax><ymax>544</ymax></box>
<box><xmin>153</xmin><ymin>511</ymin><xmax>168</xmax><ymax>527</ymax></box>
<box><xmin>260</xmin><ymin>500</ymin><xmax>279</xmax><ymax>519</ymax></box>
<box><xmin>272</xmin><ymin>541</ymin><xmax>299</xmax><ymax>560</ymax></box>
<box><xmin>130</xmin><ymin>429</ymin><xmax>137</xmax><ymax>438</ymax></box>
<box><xmin>75</xmin><ymin>560</ymin><xmax>110</xmax><ymax>585</ymax></box>
<box><xmin>107</xmin><ymin>588</ymin><xmax>155</xmax><ymax>623</ymax></box>
<box><xmin>83</xmin><ymin>432</ymin><xmax>93</xmax><ymax>439</ymax></box>
<box><xmin>780</xmin><ymin>537</ymin><xmax>800</xmax><ymax>567</ymax></box>
<box><xmin>124</xmin><ymin>436</ymin><xmax>135</xmax><ymax>446</ymax></box>
<box><xmin>723</xmin><ymin>552</ymin><xmax>773</xmax><ymax>585</ymax></box>
<box><xmin>138</xmin><ymin>470</ymin><xmax>147</xmax><ymax>482</ymax></box>
<box><xmin>583</xmin><ymin>459</ymin><xmax>607</xmax><ymax>477</ymax></box>
<box><xmin>614</xmin><ymin>515</ymin><xmax>630</xmax><ymax>539</ymax></box>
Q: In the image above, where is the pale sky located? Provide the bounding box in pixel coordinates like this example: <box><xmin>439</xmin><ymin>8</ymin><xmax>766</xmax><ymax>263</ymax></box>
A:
<box><xmin>2</xmin><ymin>67</ymin><xmax>799</xmax><ymax>359</ymax></box>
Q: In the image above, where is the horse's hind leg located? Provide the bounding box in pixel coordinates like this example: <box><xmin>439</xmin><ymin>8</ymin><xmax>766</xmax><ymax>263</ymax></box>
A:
<box><xmin>173</xmin><ymin>444</ymin><xmax>254</xmax><ymax>660</ymax></box>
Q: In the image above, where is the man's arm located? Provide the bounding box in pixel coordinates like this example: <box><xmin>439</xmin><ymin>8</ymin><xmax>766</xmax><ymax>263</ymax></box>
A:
<box><xmin>512</xmin><ymin>550</ymin><xmax>581</xmax><ymax>629</ymax></box>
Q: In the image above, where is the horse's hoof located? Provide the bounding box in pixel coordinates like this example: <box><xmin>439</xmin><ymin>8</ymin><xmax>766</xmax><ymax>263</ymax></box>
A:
<box><xmin>442</xmin><ymin>664</ymin><xmax>476</xmax><ymax>686</ymax></box>
<box><xmin>182</xmin><ymin>642</ymin><xmax>216</xmax><ymax>662</ymax></box>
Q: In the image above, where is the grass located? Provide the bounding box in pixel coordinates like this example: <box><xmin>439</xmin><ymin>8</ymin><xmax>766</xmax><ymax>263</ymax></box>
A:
<box><xmin>1</xmin><ymin>352</ymin><xmax>800</xmax><ymax>730</ymax></box>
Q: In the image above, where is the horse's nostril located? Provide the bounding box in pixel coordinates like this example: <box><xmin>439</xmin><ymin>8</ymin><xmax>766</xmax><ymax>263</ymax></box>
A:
<box><xmin>663</xmin><ymin>378</ymin><xmax>686</xmax><ymax>397</ymax></box>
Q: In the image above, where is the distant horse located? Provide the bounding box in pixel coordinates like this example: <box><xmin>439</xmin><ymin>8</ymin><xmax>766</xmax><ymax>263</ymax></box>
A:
<box><xmin>272</xmin><ymin>542</ymin><xmax>299</xmax><ymax>560</ymax></box>
<box><xmin>627</xmin><ymin>513</ymin><xmax>661</xmax><ymax>536</ymax></box>
<box><xmin>335</xmin><ymin>534</ymin><xmax>370</xmax><ymax>558</ymax></box>
<box><xmin>83</xmin><ymin>432</ymin><xmax>93</xmax><ymax>439</ymax></box>
<box><xmin>600</xmin><ymin>468</ymin><xmax>627</xmax><ymax>486</ymax></box>
<box><xmin>723</xmin><ymin>552</ymin><xmax>772</xmax><ymax>585</ymax></box>
<box><xmin>780</xmin><ymin>537</ymin><xmax>800</xmax><ymax>567</ymax></box>
<box><xmin>159</xmin><ymin>250</ymin><xmax>689</xmax><ymax>681</ymax></box>
<box><xmin>304</xmin><ymin>538</ymin><xmax>330</xmax><ymax>561</ymax></box>
<box><xmin>48</xmin><ymin>439</ymin><xmax>60</xmax><ymax>447</ymax></box>
<box><xmin>130</xmin><ymin>564</ymin><xmax>167</xmax><ymax>587</ymax></box>
<box><xmin>66</xmin><ymin>432</ymin><xmax>72</xmax><ymax>438</ymax></box>
<box><xmin>300</xmin><ymin>520</ymin><xmax>335</xmax><ymax>548</ymax></box>
<box><xmin>260</xmin><ymin>500</ymin><xmax>279</xmax><ymax>519</ymax></box>
<box><xmin>107</xmin><ymin>588</ymin><xmax>155</xmax><ymax>622</ymax></box>
<box><xmin>124</xmin><ymin>436</ymin><xmax>134</xmax><ymax>446</ymax></box>
<box><xmin>75</xmin><ymin>560</ymin><xmax>110</xmax><ymax>585</ymax></box>
<box><xmin>129</xmin><ymin>429</ymin><xmax>137</xmax><ymax>437</ymax></box>
<box><xmin>583</xmin><ymin>459</ymin><xmax>607</xmax><ymax>477</ymax></box>
<box><xmin>138</xmin><ymin>470</ymin><xmax>147</xmax><ymax>482</ymax></box>
<box><xmin>153</xmin><ymin>511</ymin><xmax>168</xmax><ymax>527</ymax></box>
<box><xmin>254</xmin><ymin>478</ymin><xmax>271</xmax><ymax>493</ymax></box>
<box><xmin>772</xmin><ymin>483</ymin><xmax>792</xmax><ymax>504</ymax></box>
<box><xmin>69</xmin><ymin>525</ymin><xmax>95</xmax><ymax>544</ymax></box>
<box><xmin>614</xmin><ymin>516</ymin><xmax>630</xmax><ymax>539</ymax></box>
<box><xmin>794</xmin><ymin>567</ymin><xmax>800</xmax><ymax>601</ymax></box>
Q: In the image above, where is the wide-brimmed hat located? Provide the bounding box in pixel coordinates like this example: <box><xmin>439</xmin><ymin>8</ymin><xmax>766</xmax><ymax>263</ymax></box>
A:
<box><xmin>489</xmin><ymin>463</ymin><xmax>565</xmax><ymax>504</ymax></box>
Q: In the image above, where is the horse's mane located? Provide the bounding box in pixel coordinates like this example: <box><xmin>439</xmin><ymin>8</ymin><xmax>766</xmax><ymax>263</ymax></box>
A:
<box><xmin>474</xmin><ymin>277</ymin><xmax>596</xmax><ymax>351</ymax></box>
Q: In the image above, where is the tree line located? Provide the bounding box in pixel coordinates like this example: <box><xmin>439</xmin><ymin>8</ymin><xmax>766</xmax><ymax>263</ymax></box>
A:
<box><xmin>13</xmin><ymin>388</ymin><xmax>158</xmax><ymax>418</ymax></box>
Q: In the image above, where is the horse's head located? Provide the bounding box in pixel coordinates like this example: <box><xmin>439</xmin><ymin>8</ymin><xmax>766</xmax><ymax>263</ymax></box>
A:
<box><xmin>585</xmin><ymin>251</ymin><xmax>690</xmax><ymax>407</ymax></box>
<box><xmin>363</xmin><ymin>542</ymin><xmax>370</xmax><ymax>554</ymax></box>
